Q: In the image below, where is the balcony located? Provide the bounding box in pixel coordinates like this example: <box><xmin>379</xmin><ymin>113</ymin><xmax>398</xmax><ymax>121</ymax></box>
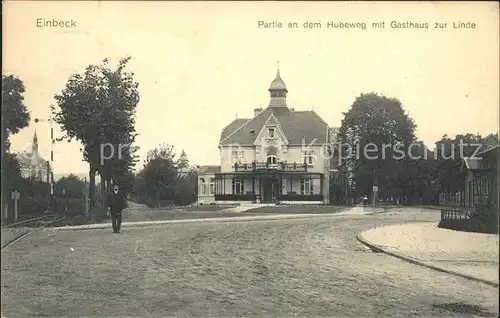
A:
<box><xmin>234</xmin><ymin>161</ymin><xmax>307</xmax><ymax>172</ymax></box>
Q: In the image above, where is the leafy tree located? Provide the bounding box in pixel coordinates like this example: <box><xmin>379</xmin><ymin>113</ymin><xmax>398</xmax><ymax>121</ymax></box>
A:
<box><xmin>55</xmin><ymin>174</ymin><xmax>86</xmax><ymax>198</ymax></box>
<box><xmin>433</xmin><ymin>133</ymin><xmax>498</xmax><ymax>194</ymax></box>
<box><xmin>2</xmin><ymin>153</ymin><xmax>22</xmax><ymax>191</ymax></box>
<box><xmin>2</xmin><ymin>75</ymin><xmax>30</xmax><ymax>152</ymax></box>
<box><xmin>2</xmin><ymin>75</ymin><xmax>30</xmax><ymax>219</ymax></box>
<box><xmin>132</xmin><ymin>173</ymin><xmax>147</xmax><ymax>202</ymax></box>
<box><xmin>135</xmin><ymin>144</ymin><xmax>198</xmax><ymax>207</ymax></box>
<box><xmin>140</xmin><ymin>143</ymin><xmax>178</xmax><ymax>206</ymax></box>
<box><xmin>174</xmin><ymin>169</ymin><xmax>198</xmax><ymax>205</ymax></box>
<box><xmin>114</xmin><ymin>170</ymin><xmax>134</xmax><ymax>196</ymax></box>
<box><xmin>52</xmin><ymin>57</ymin><xmax>140</xmax><ymax>219</ymax></box>
<box><xmin>337</xmin><ymin>93</ymin><xmax>417</xmax><ymax>202</ymax></box>
<box><xmin>177</xmin><ymin>149</ymin><xmax>190</xmax><ymax>169</ymax></box>
<box><xmin>483</xmin><ymin>133</ymin><xmax>499</xmax><ymax>148</ymax></box>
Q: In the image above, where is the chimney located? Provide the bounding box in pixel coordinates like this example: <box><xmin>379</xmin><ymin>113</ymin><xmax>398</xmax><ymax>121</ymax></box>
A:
<box><xmin>290</xmin><ymin>108</ymin><xmax>295</xmax><ymax>112</ymax></box>
<box><xmin>254</xmin><ymin>107</ymin><xmax>263</xmax><ymax>117</ymax></box>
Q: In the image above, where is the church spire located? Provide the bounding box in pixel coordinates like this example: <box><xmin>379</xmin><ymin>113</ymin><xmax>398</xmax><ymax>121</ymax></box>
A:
<box><xmin>32</xmin><ymin>129</ymin><xmax>39</xmax><ymax>153</ymax></box>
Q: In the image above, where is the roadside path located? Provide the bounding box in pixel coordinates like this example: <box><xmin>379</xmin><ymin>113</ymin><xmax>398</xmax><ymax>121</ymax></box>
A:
<box><xmin>358</xmin><ymin>222</ymin><xmax>499</xmax><ymax>286</ymax></box>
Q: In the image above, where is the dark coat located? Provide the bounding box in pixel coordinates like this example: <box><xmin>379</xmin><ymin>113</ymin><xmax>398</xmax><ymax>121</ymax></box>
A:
<box><xmin>108</xmin><ymin>191</ymin><xmax>125</xmax><ymax>212</ymax></box>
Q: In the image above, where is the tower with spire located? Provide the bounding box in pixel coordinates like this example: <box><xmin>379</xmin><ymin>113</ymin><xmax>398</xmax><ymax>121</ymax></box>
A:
<box><xmin>268</xmin><ymin>62</ymin><xmax>288</xmax><ymax>108</ymax></box>
<box><xmin>16</xmin><ymin>129</ymin><xmax>49</xmax><ymax>181</ymax></box>
<box><xmin>32</xmin><ymin>129</ymin><xmax>39</xmax><ymax>154</ymax></box>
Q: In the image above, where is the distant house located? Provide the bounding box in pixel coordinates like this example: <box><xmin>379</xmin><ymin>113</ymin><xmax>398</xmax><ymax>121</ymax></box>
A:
<box><xmin>197</xmin><ymin>69</ymin><xmax>339</xmax><ymax>205</ymax></box>
<box><xmin>440</xmin><ymin>144</ymin><xmax>498</xmax><ymax>233</ymax></box>
<box><xmin>460</xmin><ymin>144</ymin><xmax>498</xmax><ymax>209</ymax></box>
<box><xmin>16</xmin><ymin>130</ymin><xmax>50</xmax><ymax>182</ymax></box>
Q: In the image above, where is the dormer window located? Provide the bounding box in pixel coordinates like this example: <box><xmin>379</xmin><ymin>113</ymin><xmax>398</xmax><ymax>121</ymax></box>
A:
<box><xmin>268</xmin><ymin>128</ymin><xmax>275</xmax><ymax>138</ymax></box>
<box><xmin>267</xmin><ymin>155</ymin><xmax>278</xmax><ymax>164</ymax></box>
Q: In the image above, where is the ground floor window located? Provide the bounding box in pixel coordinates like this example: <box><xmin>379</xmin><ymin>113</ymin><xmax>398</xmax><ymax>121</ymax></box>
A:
<box><xmin>209</xmin><ymin>178</ymin><xmax>215</xmax><ymax>195</ymax></box>
<box><xmin>232</xmin><ymin>178</ymin><xmax>244</xmax><ymax>195</ymax></box>
<box><xmin>300</xmin><ymin>178</ymin><xmax>313</xmax><ymax>195</ymax></box>
<box><xmin>199</xmin><ymin>178</ymin><xmax>207</xmax><ymax>195</ymax></box>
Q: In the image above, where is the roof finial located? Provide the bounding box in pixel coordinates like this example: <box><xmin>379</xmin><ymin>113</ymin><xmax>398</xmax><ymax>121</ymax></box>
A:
<box><xmin>276</xmin><ymin>60</ymin><xmax>280</xmax><ymax>78</ymax></box>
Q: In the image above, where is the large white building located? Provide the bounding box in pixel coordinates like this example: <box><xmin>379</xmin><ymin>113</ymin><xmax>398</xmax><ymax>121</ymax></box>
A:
<box><xmin>197</xmin><ymin>69</ymin><xmax>339</xmax><ymax>205</ymax></box>
<box><xmin>16</xmin><ymin>130</ymin><xmax>50</xmax><ymax>182</ymax></box>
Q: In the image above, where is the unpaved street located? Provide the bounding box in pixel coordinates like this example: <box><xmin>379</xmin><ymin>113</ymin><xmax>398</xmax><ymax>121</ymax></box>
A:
<box><xmin>1</xmin><ymin>212</ymin><xmax>498</xmax><ymax>317</ymax></box>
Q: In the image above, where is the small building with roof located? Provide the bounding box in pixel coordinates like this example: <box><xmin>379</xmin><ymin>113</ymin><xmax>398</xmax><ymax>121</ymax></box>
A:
<box><xmin>460</xmin><ymin>144</ymin><xmax>498</xmax><ymax>208</ymax></box>
<box><xmin>440</xmin><ymin>144</ymin><xmax>498</xmax><ymax>234</ymax></box>
<box><xmin>196</xmin><ymin>165</ymin><xmax>222</xmax><ymax>204</ymax></box>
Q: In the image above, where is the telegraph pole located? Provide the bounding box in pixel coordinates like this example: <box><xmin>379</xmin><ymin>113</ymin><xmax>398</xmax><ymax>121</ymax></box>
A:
<box><xmin>34</xmin><ymin>116</ymin><xmax>55</xmax><ymax>212</ymax></box>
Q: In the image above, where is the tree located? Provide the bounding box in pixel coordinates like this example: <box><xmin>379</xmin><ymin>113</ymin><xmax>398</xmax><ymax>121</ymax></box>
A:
<box><xmin>433</xmin><ymin>133</ymin><xmax>498</xmax><ymax>194</ymax></box>
<box><xmin>132</xmin><ymin>173</ymin><xmax>147</xmax><ymax>202</ymax></box>
<box><xmin>52</xmin><ymin>57</ymin><xmax>140</xmax><ymax>219</ymax></box>
<box><xmin>114</xmin><ymin>170</ymin><xmax>134</xmax><ymax>196</ymax></box>
<box><xmin>2</xmin><ymin>75</ymin><xmax>30</xmax><ymax>219</ymax></box>
<box><xmin>2</xmin><ymin>75</ymin><xmax>30</xmax><ymax>152</ymax></box>
<box><xmin>2</xmin><ymin>153</ymin><xmax>22</xmax><ymax>192</ymax></box>
<box><xmin>174</xmin><ymin>169</ymin><xmax>198</xmax><ymax>205</ymax></box>
<box><xmin>337</xmin><ymin>93</ymin><xmax>417</xmax><ymax>202</ymax></box>
<box><xmin>56</xmin><ymin>174</ymin><xmax>86</xmax><ymax>198</ymax></box>
<box><xmin>140</xmin><ymin>143</ymin><xmax>178</xmax><ymax>206</ymax></box>
<box><xmin>177</xmin><ymin>149</ymin><xmax>190</xmax><ymax>169</ymax></box>
<box><xmin>135</xmin><ymin>144</ymin><xmax>198</xmax><ymax>207</ymax></box>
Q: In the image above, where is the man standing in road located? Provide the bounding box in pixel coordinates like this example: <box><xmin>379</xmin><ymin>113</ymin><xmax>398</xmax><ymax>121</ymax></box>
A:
<box><xmin>108</xmin><ymin>184</ymin><xmax>125</xmax><ymax>233</ymax></box>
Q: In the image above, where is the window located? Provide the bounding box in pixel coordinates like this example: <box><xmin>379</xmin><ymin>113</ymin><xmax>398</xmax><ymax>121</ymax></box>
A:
<box><xmin>271</xmin><ymin>91</ymin><xmax>284</xmax><ymax>98</ymax></box>
<box><xmin>302</xmin><ymin>150</ymin><xmax>315</xmax><ymax>166</ymax></box>
<box><xmin>282</xmin><ymin>179</ymin><xmax>287</xmax><ymax>194</ymax></box>
<box><xmin>266</xmin><ymin>155</ymin><xmax>278</xmax><ymax>164</ymax></box>
<box><xmin>300</xmin><ymin>179</ymin><xmax>313</xmax><ymax>195</ymax></box>
<box><xmin>268</xmin><ymin>128</ymin><xmax>275</xmax><ymax>138</ymax></box>
<box><xmin>199</xmin><ymin>178</ymin><xmax>207</xmax><ymax>195</ymax></box>
<box><xmin>232</xmin><ymin>178</ymin><xmax>244</xmax><ymax>195</ymax></box>
<box><xmin>231</xmin><ymin>150</ymin><xmax>244</xmax><ymax>165</ymax></box>
<box><xmin>480</xmin><ymin>176</ymin><xmax>489</xmax><ymax>195</ymax></box>
<box><xmin>209</xmin><ymin>178</ymin><xmax>215</xmax><ymax>195</ymax></box>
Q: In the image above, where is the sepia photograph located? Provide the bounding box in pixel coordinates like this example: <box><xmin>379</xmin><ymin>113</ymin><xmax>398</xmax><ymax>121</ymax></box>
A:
<box><xmin>1</xmin><ymin>1</ymin><xmax>499</xmax><ymax>317</ymax></box>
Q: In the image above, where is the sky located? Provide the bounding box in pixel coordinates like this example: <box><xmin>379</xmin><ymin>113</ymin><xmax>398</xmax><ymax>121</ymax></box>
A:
<box><xmin>3</xmin><ymin>1</ymin><xmax>499</xmax><ymax>175</ymax></box>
